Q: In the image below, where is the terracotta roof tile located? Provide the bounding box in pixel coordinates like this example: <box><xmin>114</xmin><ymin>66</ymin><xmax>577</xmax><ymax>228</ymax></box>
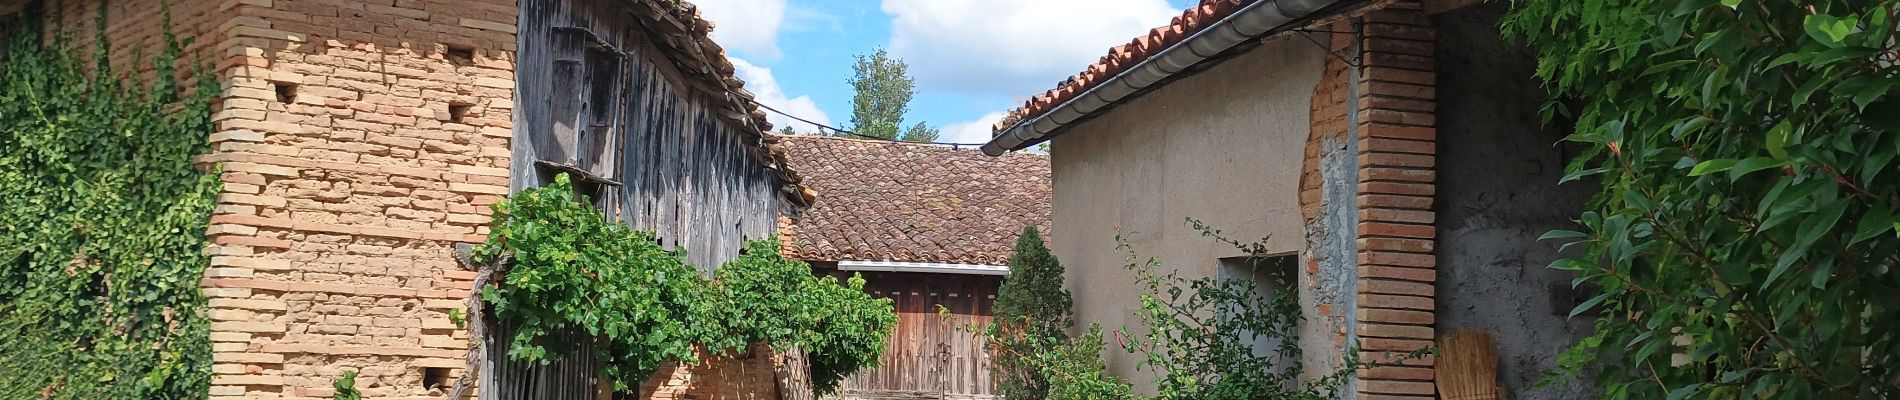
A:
<box><xmin>774</xmin><ymin>135</ymin><xmax>1051</xmax><ymax>265</ymax></box>
<box><xmin>991</xmin><ymin>0</ymin><xmax>1268</xmax><ymax>133</ymax></box>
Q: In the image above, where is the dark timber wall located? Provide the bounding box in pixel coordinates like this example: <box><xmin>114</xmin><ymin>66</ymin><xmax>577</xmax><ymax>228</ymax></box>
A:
<box><xmin>510</xmin><ymin>0</ymin><xmax>781</xmax><ymax>271</ymax></box>
<box><xmin>488</xmin><ymin>0</ymin><xmax>786</xmax><ymax>398</ymax></box>
<box><xmin>1431</xmin><ymin>2</ymin><xmax>1600</xmax><ymax>398</ymax></box>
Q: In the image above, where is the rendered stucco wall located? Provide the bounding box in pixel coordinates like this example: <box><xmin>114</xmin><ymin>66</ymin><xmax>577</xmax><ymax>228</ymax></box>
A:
<box><xmin>1047</xmin><ymin>37</ymin><xmax>1325</xmax><ymax>393</ymax></box>
<box><xmin>1432</xmin><ymin>3</ymin><xmax>1598</xmax><ymax>398</ymax></box>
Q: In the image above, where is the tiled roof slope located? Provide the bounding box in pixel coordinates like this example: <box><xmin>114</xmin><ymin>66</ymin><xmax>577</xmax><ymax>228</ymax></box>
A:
<box><xmin>992</xmin><ymin>0</ymin><xmax>1264</xmax><ymax>133</ymax></box>
<box><xmin>775</xmin><ymin>135</ymin><xmax>1051</xmax><ymax>265</ymax></box>
<box><xmin>628</xmin><ymin>0</ymin><xmax>811</xmax><ymax>200</ymax></box>
<box><xmin>632</xmin><ymin>0</ymin><xmax>773</xmax><ymax>131</ymax></box>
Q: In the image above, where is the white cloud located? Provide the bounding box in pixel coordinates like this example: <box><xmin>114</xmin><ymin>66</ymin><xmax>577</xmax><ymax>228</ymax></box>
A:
<box><xmin>692</xmin><ymin>0</ymin><xmax>786</xmax><ymax>58</ymax></box>
<box><xmin>940</xmin><ymin>112</ymin><xmax>1007</xmax><ymax>145</ymax></box>
<box><xmin>730</xmin><ymin>57</ymin><xmax>835</xmax><ymax>134</ymax></box>
<box><xmin>882</xmin><ymin>0</ymin><xmax>1180</xmax><ymax>97</ymax></box>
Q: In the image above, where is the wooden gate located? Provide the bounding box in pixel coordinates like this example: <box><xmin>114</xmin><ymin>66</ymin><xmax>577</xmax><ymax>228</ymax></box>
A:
<box><xmin>478</xmin><ymin>320</ymin><xmax>608</xmax><ymax>400</ymax></box>
<box><xmin>834</xmin><ymin>272</ymin><xmax>1002</xmax><ymax>400</ymax></box>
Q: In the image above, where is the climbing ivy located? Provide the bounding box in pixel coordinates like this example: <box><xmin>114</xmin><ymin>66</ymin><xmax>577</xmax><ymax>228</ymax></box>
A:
<box><xmin>0</xmin><ymin>6</ymin><xmax>221</xmax><ymax>400</ymax></box>
<box><xmin>474</xmin><ymin>174</ymin><xmax>896</xmax><ymax>395</ymax></box>
<box><xmin>1506</xmin><ymin>0</ymin><xmax>1900</xmax><ymax>398</ymax></box>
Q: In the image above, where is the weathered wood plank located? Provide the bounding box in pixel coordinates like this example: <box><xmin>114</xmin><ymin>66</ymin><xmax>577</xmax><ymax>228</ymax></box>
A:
<box><xmin>493</xmin><ymin>0</ymin><xmax>788</xmax><ymax>398</ymax></box>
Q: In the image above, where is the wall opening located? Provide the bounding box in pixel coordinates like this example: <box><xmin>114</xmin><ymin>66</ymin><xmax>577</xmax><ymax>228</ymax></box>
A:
<box><xmin>445</xmin><ymin>45</ymin><xmax>474</xmax><ymax>66</ymax></box>
<box><xmin>273</xmin><ymin>82</ymin><xmax>297</xmax><ymax>104</ymax></box>
<box><xmin>447</xmin><ymin>103</ymin><xmax>473</xmax><ymax>123</ymax></box>
<box><xmin>1216</xmin><ymin>254</ymin><xmax>1297</xmax><ymax>362</ymax></box>
<box><xmin>422</xmin><ymin>367</ymin><xmax>451</xmax><ymax>390</ymax></box>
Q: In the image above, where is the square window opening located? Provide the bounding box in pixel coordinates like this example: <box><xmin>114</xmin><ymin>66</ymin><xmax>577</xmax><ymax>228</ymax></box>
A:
<box><xmin>1216</xmin><ymin>254</ymin><xmax>1297</xmax><ymax>365</ymax></box>
<box><xmin>445</xmin><ymin>45</ymin><xmax>475</xmax><ymax>66</ymax></box>
<box><xmin>422</xmin><ymin>367</ymin><xmax>451</xmax><ymax>390</ymax></box>
<box><xmin>272</xmin><ymin>82</ymin><xmax>297</xmax><ymax>104</ymax></box>
<box><xmin>447</xmin><ymin>103</ymin><xmax>473</xmax><ymax>123</ymax></box>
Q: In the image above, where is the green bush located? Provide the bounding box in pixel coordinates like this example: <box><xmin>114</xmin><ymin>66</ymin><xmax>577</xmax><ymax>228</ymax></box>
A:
<box><xmin>989</xmin><ymin>226</ymin><xmax>1076</xmax><ymax>399</ymax></box>
<box><xmin>475</xmin><ymin>174</ymin><xmax>896</xmax><ymax>394</ymax></box>
<box><xmin>0</xmin><ymin>8</ymin><xmax>220</xmax><ymax>400</ymax></box>
<box><xmin>973</xmin><ymin>220</ymin><xmax>1367</xmax><ymax>400</ymax></box>
<box><xmin>1506</xmin><ymin>0</ymin><xmax>1900</xmax><ymax>397</ymax></box>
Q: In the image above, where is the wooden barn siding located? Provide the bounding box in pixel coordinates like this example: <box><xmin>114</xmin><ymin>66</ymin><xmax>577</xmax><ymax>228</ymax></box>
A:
<box><xmin>826</xmin><ymin>270</ymin><xmax>1002</xmax><ymax>399</ymax></box>
<box><xmin>489</xmin><ymin>0</ymin><xmax>783</xmax><ymax>398</ymax></box>
<box><xmin>509</xmin><ymin>0</ymin><xmax>779</xmax><ymax>271</ymax></box>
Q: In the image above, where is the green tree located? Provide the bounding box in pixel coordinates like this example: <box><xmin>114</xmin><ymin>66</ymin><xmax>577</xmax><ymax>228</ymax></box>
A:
<box><xmin>901</xmin><ymin>121</ymin><xmax>939</xmax><ymax>143</ymax></box>
<box><xmin>1505</xmin><ymin>0</ymin><xmax>1900</xmax><ymax>398</ymax></box>
<box><xmin>989</xmin><ymin>226</ymin><xmax>1076</xmax><ymax>399</ymax></box>
<box><xmin>848</xmin><ymin>49</ymin><xmax>937</xmax><ymax>142</ymax></box>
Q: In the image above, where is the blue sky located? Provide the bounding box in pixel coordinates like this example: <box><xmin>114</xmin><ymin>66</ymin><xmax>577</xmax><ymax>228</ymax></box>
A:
<box><xmin>695</xmin><ymin>0</ymin><xmax>1198</xmax><ymax>144</ymax></box>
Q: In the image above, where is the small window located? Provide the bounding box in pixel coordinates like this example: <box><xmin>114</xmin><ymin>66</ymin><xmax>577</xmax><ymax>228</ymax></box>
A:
<box><xmin>444</xmin><ymin>45</ymin><xmax>474</xmax><ymax>66</ymax></box>
<box><xmin>1217</xmin><ymin>255</ymin><xmax>1296</xmax><ymax>362</ymax></box>
<box><xmin>273</xmin><ymin>82</ymin><xmax>297</xmax><ymax>104</ymax></box>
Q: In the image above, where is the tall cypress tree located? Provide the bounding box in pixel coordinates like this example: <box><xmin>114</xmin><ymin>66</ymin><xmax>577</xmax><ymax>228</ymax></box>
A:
<box><xmin>989</xmin><ymin>226</ymin><xmax>1075</xmax><ymax>399</ymax></box>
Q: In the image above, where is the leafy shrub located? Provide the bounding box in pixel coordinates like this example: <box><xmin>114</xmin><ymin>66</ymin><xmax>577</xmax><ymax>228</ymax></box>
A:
<box><xmin>1112</xmin><ymin>221</ymin><xmax>1357</xmax><ymax>400</ymax></box>
<box><xmin>475</xmin><ymin>174</ymin><xmax>896</xmax><ymax>394</ymax></box>
<box><xmin>972</xmin><ymin>220</ymin><xmax>1367</xmax><ymax>400</ymax></box>
<box><xmin>0</xmin><ymin>8</ymin><xmax>220</xmax><ymax>400</ymax></box>
<box><xmin>1505</xmin><ymin>0</ymin><xmax>1900</xmax><ymax>397</ymax></box>
<box><xmin>1039</xmin><ymin>325</ymin><xmax>1134</xmax><ymax>400</ymax></box>
<box><xmin>989</xmin><ymin>226</ymin><xmax>1076</xmax><ymax>399</ymax></box>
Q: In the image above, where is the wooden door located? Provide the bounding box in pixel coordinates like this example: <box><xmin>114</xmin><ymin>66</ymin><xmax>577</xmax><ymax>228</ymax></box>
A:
<box><xmin>831</xmin><ymin>271</ymin><xmax>1003</xmax><ymax>400</ymax></box>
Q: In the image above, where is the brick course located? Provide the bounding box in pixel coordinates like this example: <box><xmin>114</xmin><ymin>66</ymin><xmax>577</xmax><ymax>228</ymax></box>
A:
<box><xmin>1303</xmin><ymin>1</ymin><xmax>1441</xmax><ymax>397</ymax></box>
<box><xmin>1352</xmin><ymin>2</ymin><xmax>1440</xmax><ymax>397</ymax></box>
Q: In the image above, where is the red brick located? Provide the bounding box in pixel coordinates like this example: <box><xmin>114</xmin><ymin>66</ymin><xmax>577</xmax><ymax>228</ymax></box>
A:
<box><xmin>1361</xmin><ymin>351</ymin><xmax>1437</xmax><ymax>367</ymax></box>
<box><xmin>1360</xmin><ymin>194</ymin><xmax>1435</xmax><ymax>210</ymax></box>
<box><xmin>1361</xmin><ymin>251</ymin><xmax>1436</xmax><ymax>268</ymax></box>
<box><xmin>1365</xmin><ymin>81</ymin><xmax>1436</xmax><ymax>100</ymax></box>
<box><xmin>1361</xmin><ymin>265</ymin><xmax>1436</xmax><ymax>282</ymax></box>
<box><xmin>1360</xmin><ymin>379</ymin><xmax>1437</xmax><ymax>395</ymax></box>
<box><xmin>1359</xmin><ymin>167</ymin><xmax>1435</xmax><ymax>183</ymax></box>
<box><xmin>1358</xmin><ymin>238</ymin><xmax>1435</xmax><ymax>253</ymax></box>
<box><xmin>213</xmin><ymin>235</ymin><xmax>292</xmax><ymax>249</ymax></box>
<box><xmin>1365</xmin><ymin>52</ymin><xmax>1435</xmax><ymax>72</ymax></box>
<box><xmin>1365</xmin><ymin>23</ymin><xmax>1437</xmax><ymax>42</ymax></box>
<box><xmin>1360</xmin><ymin>222</ymin><xmax>1436</xmax><ymax>239</ymax></box>
<box><xmin>1360</xmin><ymin>208</ymin><xmax>1436</xmax><ymax>224</ymax></box>
<box><xmin>1357</xmin><ymin>364</ymin><xmax>1433</xmax><ymax>380</ymax></box>
<box><xmin>1359</xmin><ymin>308</ymin><xmax>1435</xmax><ymax>325</ymax></box>
<box><xmin>1364</xmin><ymin>67</ymin><xmax>1436</xmax><ymax>86</ymax></box>
<box><xmin>1364</xmin><ymin>109</ymin><xmax>1437</xmax><ymax>127</ymax></box>
<box><xmin>1360</xmin><ymin>293</ymin><xmax>1434</xmax><ymax>311</ymax></box>
<box><xmin>1364</xmin><ymin>123</ymin><xmax>1436</xmax><ymax>140</ymax></box>
<box><xmin>1360</xmin><ymin>323</ymin><xmax>1435</xmax><ymax>340</ymax></box>
<box><xmin>1360</xmin><ymin>182</ymin><xmax>1435</xmax><ymax>197</ymax></box>
<box><xmin>1362</xmin><ymin>152</ymin><xmax>1435</xmax><ymax>169</ymax></box>
<box><xmin>1362</xmin><ymin>278</ymin><xmax>1435</xmax><ymax>297</ymax></box>
<box><xmin>1362</xmin><ymin>95</ymin><xmax>1437</xmax><ymax>113</ymax></box>
<box><xmin>1360</xmin><ymin>137</ymin><xmax>1436</xmax><ymax>155</ymax></box>
<box><xmin>1363</xmin><ymin>35</ymin><xmax>1434</xmax><ymax>55</ymax></box>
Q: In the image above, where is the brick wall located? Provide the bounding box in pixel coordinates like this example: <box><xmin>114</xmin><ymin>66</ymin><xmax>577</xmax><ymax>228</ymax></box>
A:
<box><xmin>1354</xmin><ymin>2</ymin><xmax>1439</xmax><ymax>399</ymax></box>
<box><xmin>44</xmin><ymin>0</ymin><xmax>225</xmax><ymax>79</ymax></box>
<box><xmin>192</xmin><ymin>0</ymin><xmax>517</xmax><ymax>398</ymax></box>
<box><xmin>32</xmin><ymin>1</ymin><xmax>798</xmax><ymax>398</ymax></box>
<box><xmin>1304</xmin><ymin>1</ymin><xmax>1441</xmax><ymax>398</ymax></box>
<box><xmin>638</xmin><ymin>345</ymin><xmax>784</xmax><ymax>400</ymax></box>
